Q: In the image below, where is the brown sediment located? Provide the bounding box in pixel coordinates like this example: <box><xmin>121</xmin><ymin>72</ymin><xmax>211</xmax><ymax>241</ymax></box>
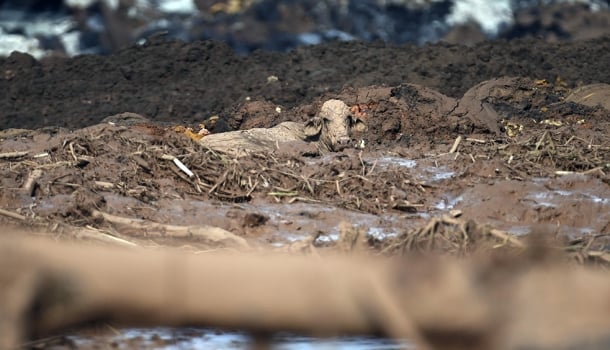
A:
<box><xmin>1</xmin><ymin>36</ymin><xmax>610</xmax><ymax>349</ymax></box>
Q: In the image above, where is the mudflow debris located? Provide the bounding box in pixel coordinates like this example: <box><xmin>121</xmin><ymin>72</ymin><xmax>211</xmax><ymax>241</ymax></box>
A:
<box><xmin>1</xmin><ymin>34</ymin><xmax>610</xmax><ymax>349</ymax></box>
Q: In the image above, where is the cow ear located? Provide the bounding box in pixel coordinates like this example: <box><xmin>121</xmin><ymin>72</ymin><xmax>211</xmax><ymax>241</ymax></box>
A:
<box><xmin>351</xmin><ymin>117</ymin><xmax>367</xmax><ymax>132</ymax></box>
<box><xmin>304</xmin><ymin>117</ymin><xmax>324</xmax><ymax>138</ymax></box>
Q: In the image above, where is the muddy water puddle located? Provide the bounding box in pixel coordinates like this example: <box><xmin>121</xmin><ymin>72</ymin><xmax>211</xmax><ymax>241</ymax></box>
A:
<box><xmin>372</xmin><ymin>155</ymin><xmax>455</xmax><ymax>182</ymax></box>
<box><xmin>376</xmin><ymin>155</ymin><xmax>610</xmax><ymax>237</ymax></box>
<box><xmin>68</xmin><ymin>328</ymin><xmax>410</xmax><ymax>349</ymax></box>
<box><xmin>96</xmin><ymin>196</ymin><xmax>413</xmax><ymax>246</ymax></box>
<box><xmin>456</xmin><ymin>174</ymin><xmax>610</xmax><ymax>236</ymax></box>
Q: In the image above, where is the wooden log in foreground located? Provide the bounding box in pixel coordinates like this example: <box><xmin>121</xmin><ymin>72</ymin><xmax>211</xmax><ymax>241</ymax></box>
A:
<box><xmin>3</xmin><ymin>235</ymin><xmax>610</xmax><ymax>350</ymax></box>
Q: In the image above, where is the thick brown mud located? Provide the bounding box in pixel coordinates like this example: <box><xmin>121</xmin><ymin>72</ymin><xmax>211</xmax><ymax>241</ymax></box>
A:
<box><xmin>2</xmin><ymin>36</ymin><xmax>610</xmax><ymax>131</ymax></box>
<box><xmin>1</xmin><ymin>36</ymin><xmax>610</xmax><ymax>350</ymax></box>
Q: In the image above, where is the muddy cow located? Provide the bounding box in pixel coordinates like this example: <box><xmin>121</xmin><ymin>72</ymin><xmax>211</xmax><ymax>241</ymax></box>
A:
<box><xmin>199</xmin><ymin>99</ymin><xmax>366</xmax><ymax>157</ymax></box>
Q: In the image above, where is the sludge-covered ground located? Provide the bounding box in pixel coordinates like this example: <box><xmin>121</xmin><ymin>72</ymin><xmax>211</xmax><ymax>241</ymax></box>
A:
<box><xmin>1</xmin><ymin>30</ymin><xmax>610</xmax><ymax>349</ymax></box>
<box><xmin>1</xmin><ymin>76</ymin><xmax>608</xmax><ymax>247</ymax></box>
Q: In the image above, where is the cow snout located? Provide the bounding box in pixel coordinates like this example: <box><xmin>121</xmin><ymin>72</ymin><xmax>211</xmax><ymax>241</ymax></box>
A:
<box><xmin>335</xmin><ymin>136</ymin><xmax>352</xmax><ymax>150</ymax></box>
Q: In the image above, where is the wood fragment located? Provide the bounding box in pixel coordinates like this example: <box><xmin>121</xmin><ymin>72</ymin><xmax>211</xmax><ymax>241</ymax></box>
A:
<box><xmin>68</xmin><ymin>142</ymin><xmax>78</xmax><ymax>162</ymax></box>
<box><xmin>366</xmin><ymin>159</ymin><xmax>378</xmax><ymax>177</ymax></box>
<box><xmin>582</xmin><ymin>167</ymin><xmax>605</xmax><ymax>175</ymax></box>
<box><xmin>301</xmin><ymin>177</ymin><xmax>314</xmax><ymax>195</ymax></box>
<box><xmin>94</xmin><ymin>181</ymin><xmax>115</xmax><ymax>189</ymax></box>
<box><xmin>587</xmin><ymin>250</ymin><xmax>610</xmax><ymax>264</ymax></box>
<box><xmin>0</xmin><ymin>208</ymin><xmax>26</xmax><ymax>221</ymax></box>
<box><xmin>288</xmin><ymin>197</ymin><xmax>322</xmax><ymax>204</ymax></box>
<box><xmin>77</xmin><ymin>226</ymin><xmax>139</xmax><ymax>247</ymax></box>
<box><xmin>449</xmin><ymin>210</ymin><xmax>462</xmax><ymax>218</ymax></box>
<box><xmin>488</xmin><ymin>228</ymin><xmax>525</xmax><ymax>248</ymax></box>
<box><xmin>449</xmin><ymin>135</ymin><xmax>462</xmax><ymax>153</ymax></box>
<box><xmin>268</xmin><ymin>191</ymin><xmax>298</xmax><ymax>197</ymax></box>
<box><xmin>466</xmin><ymin>137</ymin><xmax>486</xmax><ymax>144</ymax></box>
<box><xmin>0</xmin><ymin>151</ymin><xmax>29</xmax><ymax>159</ymax></box>
<box><xmin>22</xmin><ymin>169</ymin><xmax>42</xmax><ymax>196</ymax></box>
<box><xmin>91</xmin><ymin>210</ymin><xmax>249</xmax><ymax>249</ymax></box>
<box><xmin>159</xmin><ymin>154</ymin><xmax>195</xmax><ymax>178</ymax></box>
<box><xmin>32</xmin><ymin>152</ymin><xmax>49</xmax><ymax>159</ymax></box>
<box><xmin>209</xmin><ymin>169</ymin><xmax>229</xmax><ymax>194</ymax></box>
<box><xmin>172</xmin><ymin>158</ymin><xmax>194</xmax><ymax>177</ymax></box>
<box><xmin>246</xmin><ymin>181</ymin><xmax>259</xmax><ymax>197</ymax></box>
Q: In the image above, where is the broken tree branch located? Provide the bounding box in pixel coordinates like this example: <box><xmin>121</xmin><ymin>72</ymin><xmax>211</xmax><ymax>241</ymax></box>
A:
<box><xmin>91</xmin><ymin>210</ymin><xmax>249</xmax><ymax>249</ymax></box>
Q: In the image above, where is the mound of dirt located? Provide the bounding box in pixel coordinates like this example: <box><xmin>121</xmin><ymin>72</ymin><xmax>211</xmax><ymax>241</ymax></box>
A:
<box><xmin>1</xmin><ymin>36</ymin><xmax>610</xmax><ymax>131</ymax></box>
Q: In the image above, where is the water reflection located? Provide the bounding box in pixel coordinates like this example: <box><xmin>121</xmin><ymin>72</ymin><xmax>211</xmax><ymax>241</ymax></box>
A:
<box><xmin>71</xmin><ymin>328</ymin><xmax>411</xmax><ymax>349</ymax></box>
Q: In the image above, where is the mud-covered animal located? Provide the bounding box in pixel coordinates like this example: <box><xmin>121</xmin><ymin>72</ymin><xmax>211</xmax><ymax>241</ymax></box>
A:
<box><xmin>198</xmin><ymin>99</ymin><xmax>366</xmax><ymax>157</ymax></box>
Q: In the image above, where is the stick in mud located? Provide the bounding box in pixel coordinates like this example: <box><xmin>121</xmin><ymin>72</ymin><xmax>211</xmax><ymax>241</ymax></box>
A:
<box><xmin>0</xmin><ymin>208</ymin><xmax>26</xmax><ymax>221</ymax></box>
<box><xmin>22</xmin><ymin>168</ymin><xmax>42</xmax><ymax>196</ymax></box>
<box><xmin>0</xmin><ymin>150</ymin><xmax>29</xmax><ymax>159</ymax></box>
<box><xmin>449</xmin><ymin>135</ymin><xmax>462</xmax><ymax>153</ymax></box>
<box><xmin>91</xmin><ymin>210</ymin><xmax>250</xmax><ymax>249</ymax></box>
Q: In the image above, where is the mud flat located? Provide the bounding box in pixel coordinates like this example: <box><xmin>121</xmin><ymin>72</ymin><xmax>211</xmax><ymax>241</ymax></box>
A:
<box><xmin>1</xmin><ymin>37</ymin><xmax>610</xmax><ymax>349</ymax></box>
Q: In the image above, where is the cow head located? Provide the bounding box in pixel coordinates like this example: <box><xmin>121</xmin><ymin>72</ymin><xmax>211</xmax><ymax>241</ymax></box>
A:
<box><xmin>303</xmin><ymin>99</ymin><xmax>367</xmax><ymax>150</ymax></box>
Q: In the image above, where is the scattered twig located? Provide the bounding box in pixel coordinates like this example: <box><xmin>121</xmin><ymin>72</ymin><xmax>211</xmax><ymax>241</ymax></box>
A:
<box><xmin>18</xmin><ymin>335</ymin><xmax>68</xmax><ymax>349</ymax></box>
<box><xmin>587</xmin><ymin>250</ymin><xmax>610</xmax><ymax>264</ymax></box>
<box><xmin>209</xmin><ymin>169</ymin><xmax>229</xmax><ymax>194</ymax></box>
<box><xmin>301</xmin><ymin>176</ymin><xmax>314</xmax><ymax>195</ymax></box>
<box><xmin>76</xmin><ymin>226</ymin><xmax>139</xmax><ymax>247</ymax></box>
<box><xmin>582</xmin><ymin>167</ymin><xmax>605</xmax><ymax>175</ymax></box>
<box><xmin>92</xmin><ymin>210</ymin><xmax>250</xmax><ymax>249</ymax></box>
<box><xmin>33</xmin><ymin>152</ymin><xmax>49</xmax><ymax>158</ymax></box>
<box><xmin>449</xmin><ymin>135</ymin><xmax>462</xmax><ymax>154</ymax></box>
<box><xmin>0</xmin><ymin>150</ymin><xmax>28</xmax><ymax>159</ymax></box>
<box><xmin>94</xmin><ymin>181</ymin><xmax>115</xmax><ymax>189</ymax></box>
<box><xmin>288</xmin><ymin>196</ymin><xmax>323</xmax><ymax>204</ymax></box>
<box><xmin>246</xmin><ymin>180</ymin><xmax>259</xmax><ymax>197</ymax></box>
<box><xmin>161</xmin><ymin>154</ymin><xmax>194</xmax><ymax>178</ymax></box>
<box><xmin>0</xmin><ymin>208</ymin><xmax>26</xmax><ymax>221</ymax></box>
<box><xmin>268</xmin><ymin>191</ymin><xmax>299</xmax><ymax>197</ymax></box>
<box><xmin>488</xmin><ymin>228</ymin><xmax>525</xmax><ymax>248</ymax></box>
<box><xmin>366</xmin><ymin>159</ymin><xmax>378</xmax><ymax>177</ymax></box>
<box><xmin>68</xmin><ymin>142</ymin><xmax>78</xmax><ymax>162</ymax></box>
<box><xmin>22</xmin><ymin>169</ymin><xmax>42</xmax><ymax>196</ymax></box>
<box><xmin>335</xmin><ymin>180</ymin><xmax>342</xmax><ymax>196</ymax></box>
<box><xmin>466</xmin><ymin>137</ymin><xmax>487</xmax><ymax>144</ymax></box>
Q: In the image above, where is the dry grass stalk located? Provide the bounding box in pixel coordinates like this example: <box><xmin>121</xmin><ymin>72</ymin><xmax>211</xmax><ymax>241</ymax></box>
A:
<box><xmin>382</xmin><ymin>215</ymin><xmax>514</xmax><ymax>256</ymax></box>
<box><xmin>0</xmin><ymin>208</ymin><xmax>26</xmax><ymax>221</ymax></box>
<box><xmin>449</xmin><ymin>135</ymin><xmax>463</xmax><ymax>153</ymax></box>
<box><xmin>0</xmin><ymin>150</ymin><xmax>29</xmax><ymax>159</ymax></box>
